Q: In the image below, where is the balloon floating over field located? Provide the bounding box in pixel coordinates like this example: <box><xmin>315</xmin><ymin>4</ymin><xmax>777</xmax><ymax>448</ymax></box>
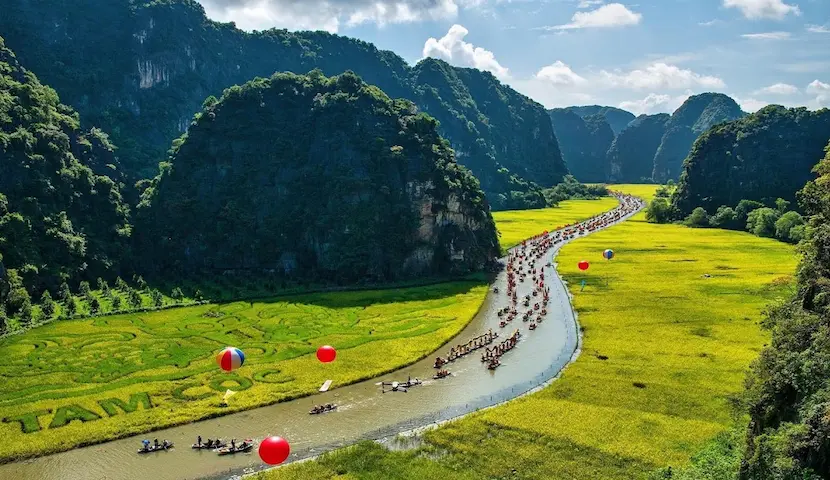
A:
<box><xmin>603</xmin><ymin>249</ymin><xmax>614</xmax><ymax>260</ymax></box>
<box><xmin>317</xmin><ymin>345</ymin><xmax>337</xmax><ymax>363</ymax></box>
<box><xmin>259</xmin><ymin>436</ymin><xmax>291</xmax><ymax>465</ymax></box>
<box><xmin>216</xmin><ymin>347</ymin><xmax>245</xmax><ymax>372</ymax></box>
<box><xmin>578</xmin><ymin>260</ymin><xmax>590</xmax><ymax>271</ymax></box>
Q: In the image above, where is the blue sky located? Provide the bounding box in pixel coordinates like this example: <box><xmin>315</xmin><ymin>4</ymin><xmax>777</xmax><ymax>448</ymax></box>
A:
<box><xmin>197</xmin><ymin>0</ymin><xmax>830</xmax><ymax>114</ymax></box>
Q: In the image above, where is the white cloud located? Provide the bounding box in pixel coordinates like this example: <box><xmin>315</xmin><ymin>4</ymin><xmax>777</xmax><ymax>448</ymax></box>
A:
<box><xmin>723</xmin><ymin>0</ymin><xmax>801</xmax><ymax>20</ymax></box>
<box><xmin>423</xmin><ymin>24</ymin><xmax>510</xmax><ymax>80</ymax></box>
<box><xmin>600</xmin><ymin>63</ymin><xmax>726</xmax><ymax>90</ymax></box>
<box><xmin>577</xmin><ymin>0</ymin><xmax>605</xmax><ymax>8</ymax></box>
<box><xmin>618</xmin><ymin>92</ymin><xmax>692</xmax><ymax>115</ymax></box>
<box><xmin>807</xmin><ymin>80</ymin><xmax>830</xmax><ymax>107</ymax></box>
<box><xmin>198</xmin><ymin>0</ymin><xmax>469</xmax><ymax>32</ymax></box>
<box><xmin>547</xmin><ymin>3</ymin><xmax>642</xmax><ymax>30</ymax></box>
<box><xmin>698</xmin><ymin>19</ymin><xmax>722</xmax><ymax>26</ymax></box>
<box><xmin>753</xmin><ymin>83</ymin><xmax>799</xmax><ymax>95</ymax></box>
<box><xmin>807</xmin><ymin>80</ymin><xmax>830</xmax><ymax>94</ymax></box>
<box><xmin>736</xmin><ymin>97</ymin><xmax>770</xmax><ymax>112</ymax></box>
<box><xmin>535</xmin><ymin>61</ymin><xmax>586</xmax><ymax>86</ymax></box>
<box><xmin>807</xmin><ymin>25</ymin><xmax>830</xmax><ymax>34</ymax></box>
<box><xmin>741</xmin><ymin>31</ymin><xmax>791</xmax><ymax>40</ymax></box>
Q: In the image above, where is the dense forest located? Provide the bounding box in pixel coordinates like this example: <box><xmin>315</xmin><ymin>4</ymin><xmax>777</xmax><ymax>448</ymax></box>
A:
<box><xmin>737</xmin><ymin>140</ymin><xmax>830</xmax><ymax>479</ymax></box>
<box><xmin>135</xmin><ymin>70</ymin><xmax>500</xmax><ymax>283</ymax></box>
<box><xmin>672</xmin><ymin>105</ymin><xmax>830</xmax><ymax>216</ymax></box>
<box><xmin>548</xmin><ymin>109</ymin><xmax>615</xmax><ymax>183</ymax></box>
<box><xmin>0</xmin><ymin>36</ymin><xmax>132</xmax><ymax>322</ymax></box>
<box><xmin>607</xmin><ymin>113</ymin><xmax>670</xmax><ymax>183</ymax></box>
<box><xmin>0</xmin><ymin>0</ymin><xmax>565</xmax><ymax>210</ymax></box>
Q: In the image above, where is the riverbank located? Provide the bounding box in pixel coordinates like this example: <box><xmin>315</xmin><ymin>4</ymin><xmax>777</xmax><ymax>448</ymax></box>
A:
<box><xmin>252</xmin><ymin>185</ymin><xmax>798</xmax><ymax>480</ymax></box>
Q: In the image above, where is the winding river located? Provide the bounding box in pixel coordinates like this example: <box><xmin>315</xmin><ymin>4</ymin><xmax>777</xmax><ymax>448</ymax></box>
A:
<box><xmin>0</xmin><ymin>196</ymin><xmax>643</xmax><ymax>480</ymax></box>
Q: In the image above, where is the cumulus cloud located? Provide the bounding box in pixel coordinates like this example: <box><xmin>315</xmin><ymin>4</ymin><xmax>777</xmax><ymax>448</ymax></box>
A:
<box><xmin>807</xmin><ymin>25</ymin><xmax>830</xmax><ymax>34</ymax></box>
<box><xmin>535</xmin><ymin>61</ymin><xmax>586</xmax><ymax>86</ymax></box>
<box><xmin>723</xmin><ymin>0</ymin><xmax>801</xmax><ymax>20</ymax></box>
<box><xmin>736</xmin><ymin>97</ymin><xmax>771</xmax><ymax>113</ymax></box>
<box><xmin>423</xmin><ymin>24</ymin><xmax>510</xmax><ymax>80</ymax></box>
<box><xmin>741</xmin><ymin>31</ymin><xmax>791</xmax><ymax>40</ymax></box>
<box><xmin>807</xmin><ymin>80</ymin><xmax>830</xmax><ymax>109</ymax></box>
<box><xmin>618</xmin><ymin>92</ymin><xmax>692</xmax><ymax>115</ymax></box>
<box><xmin>753</xmin><ymin>83</ymin><xmax>799</xmax><ymax>95</ymax></box>
<box><xmin>546</xmin><ymin>3</ymin><xmax>642</xmax><ymax>30</ymax></box>
<box><xmin>577</xmin><ymin>0</ymin><xmax>605</xmax><ymax>8</ymax></box>
<box><xmin>807</xmin><ymin>80</ymin><xmax>830</xmax><ymax>94</ymax></box>
<box><xmin>198</xmin><ymin>0</ymin><xmax>469</xmax><ymax>32</ymax></box>
<box><xmin>600</xmin><ymin>63</ymin><xmax>726</xmax><ymax>90</ymax></box>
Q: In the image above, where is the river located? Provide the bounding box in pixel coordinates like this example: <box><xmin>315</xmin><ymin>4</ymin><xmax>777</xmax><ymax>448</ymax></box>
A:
<box><xmin>0</xmin><ymin>197</ymin><xmax>642</xmax><ymax>480</ymax></box>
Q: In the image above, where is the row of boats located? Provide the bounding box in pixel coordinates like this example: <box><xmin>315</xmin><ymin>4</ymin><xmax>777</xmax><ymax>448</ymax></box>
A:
<box><xmin>137</xmin><ymin>438</ymin><xmax>254</xmax><ymax>455</ymax></box>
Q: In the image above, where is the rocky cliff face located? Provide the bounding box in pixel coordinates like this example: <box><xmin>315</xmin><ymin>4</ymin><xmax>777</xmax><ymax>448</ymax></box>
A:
<box><xmin>0</xmin><ymin>0</ymin><xmax>566</xmax><ymax>210</ymax></box>
<box><xmin>564</xmin><ymin>105</ymin><xmax>635</xmax><ymax>135</ymax></box>
<box><xmin>606</xmin><ymin>114</ymin><xmax>670</xmax><ymax>183</ymax></box>
<box><xmin>548</xmin><ymin>109</ymin><xmax>614</xmax><ymax>182</ymax></box>
<box><xmin>135</xmin><ymin>71</ymin><xmax>500</xmax><ymax>282</ymax></box>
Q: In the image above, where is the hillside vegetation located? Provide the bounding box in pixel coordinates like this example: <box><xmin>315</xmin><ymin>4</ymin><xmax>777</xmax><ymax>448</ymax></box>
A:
<box><xmin>0</xmin><ymin>0</ymin><xmax>566</xmax><ymax>209</ymax></box>
<box><xmin>0</xmin><ymin>36</ymin><xmax>131</xmax><ymax>322</ymax></box>
<box><xmin>135</xmin><ymin>70</ymin><xmax>500</xmax><ymax>282</ymax></box>
<box><xmin>673</xmin><ymin>105</ymin><xmax>830</xmax><ymax>216</ymax></box>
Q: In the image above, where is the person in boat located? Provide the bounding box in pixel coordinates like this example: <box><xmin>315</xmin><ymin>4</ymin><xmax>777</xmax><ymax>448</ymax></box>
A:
<box><xmin>231</xmin><ymin>438</ymin><xmax>236</xmax><ymax>450</ymax></box>
<box><xmin>154</xmin><ymin>438</ymin><xmax>159</xmax><ymax>449</ymax></box>
<box><xmin>197</xmin><ymin>435</ymin><xmax>202</xmax><ymax>446</ymax></box>
<box><xmin>142</xmin><ymin>439</ymin><xmax>150</xmax><ymax>451</ymax></box>
<box><xmin>162</xmin><ymin>440</ymin><xmax>170</xmax><ymax>448</ymax></box>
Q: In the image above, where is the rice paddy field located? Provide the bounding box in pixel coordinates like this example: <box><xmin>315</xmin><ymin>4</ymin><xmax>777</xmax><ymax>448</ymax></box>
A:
<box><xmin>492</xmin><ymin>197</ymin><xmax>619</xmax><ymax>252</ymax></box>
<box><xmin>257</xmin><ymin>184</ymin><xmax>799</xmax><ymax>480</ymax></box>
<box><xmin>0</xmin><ymin>282</ymin><xmax>491</xmax><ymax>463</ymax></box>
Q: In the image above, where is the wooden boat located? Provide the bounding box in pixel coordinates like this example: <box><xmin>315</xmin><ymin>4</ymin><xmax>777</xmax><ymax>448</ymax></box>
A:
<box><xmin>217</xmin><ymin>441</ymin><xmax>254</xmax><ymax>455</ymax></box>
<box><xmin>499</xmin><ymin>321</ymin><xmax>507</xmax><ymax>328</ymax></box>
<box><xmin>529</xmin><ymin>323</ymin><xmax>537</xmax><ymax>330</ymax></box>
<box><xmin>192</xmin><ymin>441</ymin><xmax>226</xmax><ymax>450</ymax></box>
<box><xmin>487</xmin><ymin>359</ymin><xmax>501</xmax><ymax>370</ymax></box>
<box><xmin>433</xmin><ymin>370</ymin><xmax>451</xmax><ymax>380</ymax></box>
<box><xmin>309</xmin><ymin>404</ymin><xmax>338</xmax><ymax>415</ymax></box>
<box><xmin>138</xmin><ymin>442</ymin><xmax>173</xmax><ymax>454</ymax></box>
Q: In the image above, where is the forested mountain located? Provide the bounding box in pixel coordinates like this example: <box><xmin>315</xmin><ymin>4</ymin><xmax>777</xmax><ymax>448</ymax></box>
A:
<box><xmin>135</xmin><ymin>71</ymin><xmax>500</xmax><ymax>282</ymax></box>
<box><xmin>672</xmin><ymin>105</ymin><xmax>830</xmax><ymax>216</ymax></box>
<box><xmin>652</xmin><ymin>93</ymin><xmax>745</xmax><ymax>181</ymax></box>
<box><xmin>606</xmin><ymin>113</ymin><xmax>670</xmax><ymax>183</ymax></box>
<box><xmin>564</xmin><ymin>105</ymin><xmax>635</xmax><ymax>134</ymax></box>
<box><xmin>0</xmin><ymin>37</ymin><xmax>131</xmax><ymax>317</ymax></box>
<box><xmin>548</xmin><ymin>109</ymin><xmax>614</xmax><ymax>182</ymax></box>
<box><xmin>0</xmin><ymin>0</ymin><xmax>565</xmax><ymax>210</ymax></box>
<box><xmin>740</xmin><ymin>141</ymin><xmax>830</xmax><ymax>479</ymax></box>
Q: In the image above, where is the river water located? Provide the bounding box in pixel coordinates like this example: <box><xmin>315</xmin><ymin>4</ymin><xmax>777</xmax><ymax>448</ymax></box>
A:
<box><xmin>1</xmin><ymin>199</ymin><xmax>640</xmax><ymax>480</ymax></box>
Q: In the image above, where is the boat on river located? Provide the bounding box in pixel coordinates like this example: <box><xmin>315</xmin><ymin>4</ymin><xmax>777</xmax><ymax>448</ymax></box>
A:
<box><xmin>310</xmin><ymin>404</ymin><xmax>338</xmax><ymax>415</ymax></box>
<box><xmin>192</xmin><ymin>440</ymin><xmax>226</xmax><ymax>450</ymax></box>
<box><xmin>216</xmin><ymin>441</ymin><xmax>254</xmax><ymax>455</ymax></box>
<box><xmin>138</xmin><ymin>442</ymin><xmax>173</xmax><ymax>454</ymax></box>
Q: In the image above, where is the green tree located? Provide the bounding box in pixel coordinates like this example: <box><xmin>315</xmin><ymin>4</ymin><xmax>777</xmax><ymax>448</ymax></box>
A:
<box><xmin>774</xmin><ymin>211</ymin><xmax>804</xmax><ymax>242</ymax></box>
<box><xmin>112</xmin><ymin>295</ymin><xmax>122</xmax><ymax>311</ymax></box>
<box><xmin>0</xmin><ymin>305</ymin><xmax>7</xmax><ymax>334</ymax></box>
<box><xmin>646</xmin><ymin>198</ymin><xmax>673</xmax><ymax>223</ymax></box>
<box><xmin>774</xmin><ymin>198</ymin><xmax>790</xmax><ymax>213</ymax></box>
<box><xmin>194</xmin><ymin>289</ymin><xmax>204</xmax><ymax>302</ymax></box>
<box><xmin>709</xmin><ymin>206</ymin><xmax>737</xmax><ymax>228</ymax></box>
<box><xmin>64</xmin><ymin>296</ymin><xmax>77</xmax><ymax>317</ymax></box>
<box><xmin>735</xmin><ymin>200</ymin><xmax>765</xmax><ymax>223</ymax></box>
<box><xmin>18</xmin><ymin>300</ymin><xmax>32</xmax><ymax>326</ymax></box>
<box><xmin>40</xmin><ymin>290</ymin><xmax>56</xmax><ymax>319</ymax></box>
<box><xmin>97</xmin><ymin>278</ymin><xmax>108</xmax><ymax>293</ymax></box>
<box><xmin>746</xmin><ymin>207</ymin><xmax>779</xmax><ymax>237</ymax></box>
<box><xmin>58</xmin><ymin>282</ymin><xmax>72</xmax><ymax>302</ymax></box>
<box><xmin>134</xmin><ymin>275</ymin><xmax>147</xmax><ymax>290</ymax></box>
<box><xmin>171</xmin><ymin>287</ymin><xmax>184</xmax><ymax>301</ymax></box>
<box><xmin>115</xmin><ymin>277</ymin><xmax>127</xmax><ymax>291</ymax></box>
<box><xmin>88</xmin><ymin>296</ymin><xmax>100</xmax><ymax>314</ymax></box>
<box><xmin>6</xmin><ymin>270</ymin><xmax>31</xmax><ymax>316</ymax></box>
<box><xmin>128</xmin><ymin>289</ymin><xmax>142</xmax><ymax>308</ymax></box>
<box><xmin>150</xmin><ymin>289</ymin><xmax>163</xmax><ymax>307</ymax></box>
<box><xmin>79</xmin><ymin>281</ymin><xmax>91</xmax><ymax>297</ymax></box>
<box><xmin>684</xmin><ymin>207</ymin><xmax>710</xmax><ymax>227</ymax></box>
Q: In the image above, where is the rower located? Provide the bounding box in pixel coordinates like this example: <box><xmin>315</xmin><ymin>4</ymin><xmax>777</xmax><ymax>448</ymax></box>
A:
<box><xmin>197</xmin><ymin>435</ymin><xmax>202</xmax><ymax>446</ymax></box>
<box><xmin>231</xmin><ymin>438</ymin><xmax>236</xmax><ymax>449</ymax></box>
<box><xmin>154</xmin><ymin>438</ymin><xmax>159</xmax><ymax>448</ymax></box>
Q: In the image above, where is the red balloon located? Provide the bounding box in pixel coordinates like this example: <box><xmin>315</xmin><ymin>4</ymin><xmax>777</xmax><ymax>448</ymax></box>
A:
<box><xmin>317</xmin><ymin>345</ymin><xmax>336</xmax><ymax>363</ymax></box>
<box><xmin>578</xmin><ymin>260</ymin><xmax>590</xmax><ymax>271</ymax></box>
<box><xmin>259</xmin><ymin>436</ymin><xmax>290</xmax><ymax>465</ymax></box>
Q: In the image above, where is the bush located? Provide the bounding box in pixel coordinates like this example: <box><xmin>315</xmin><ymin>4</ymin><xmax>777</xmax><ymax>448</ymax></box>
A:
<box><xmin>646</xmin><ymin>198</ymin><xmax>673</xmax><ymax>223</ymax></box>
<box><xmin>736</xmin><ymin>199</ymin><xmax>765</xmax><ymax>223</ymax></box>
<box><xmin>746</xmin><ymin>207</ymin><xmax>779</xmax><ymax>237</ymax></box>
<box><xmin>709</xmin><ymin>206</ymin><xmax>737</xmax><ymax>229</ymax></box>
<box><xmin>774</xmin><ymin>211</ymin><xmax>804</xmax><ymax>243</ymax></box>
<box><xmin>64</xmin><ymin>297</ymin><xmax>77</xmax><ymax>316</ymax></box>
<box><xmin>684</xmin><ymin>207</ymin><xmax>710</xmax><ymax>227</ymax></box>
<box><xmin>151</xmin><ymin>290</ymin><xmax>163</xmax><ymax>307</ymax></box>
<box><xmin>128</xmin><ymin>289</ymin><xmax>142</xmax><ymax>308</ymax></box>
<box><xmin>89</xmin><ymin>296</ymin><xmax>101</xmax><ymax>314</ymax></box>
<box><xmin>112</xmin><ymin>295</ymin><xmax>122</xmax><ymax>310</ymax></box>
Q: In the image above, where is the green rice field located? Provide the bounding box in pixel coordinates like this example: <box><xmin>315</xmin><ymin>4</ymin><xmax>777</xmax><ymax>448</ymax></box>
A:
<box><xmin>257</xmin><ymin>184</ymin><xmax>799</xmax><ymax>480</ymax></box>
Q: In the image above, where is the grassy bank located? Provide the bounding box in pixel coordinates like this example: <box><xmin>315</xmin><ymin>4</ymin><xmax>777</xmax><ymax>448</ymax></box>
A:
<box><xmin>256</xmin><ymin>185</ymin><xmax>797</xmax><ymax>479</ymax></box>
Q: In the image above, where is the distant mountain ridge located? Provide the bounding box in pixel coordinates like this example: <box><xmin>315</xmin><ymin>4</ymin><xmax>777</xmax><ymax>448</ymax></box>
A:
<box><xmin>0</xmin><ymin>0</ymin><xmax>566</xmax><ymax>210</ymax></box>
<box><xmin>549</xmin><ymin>93</ymin><xmax>746</xmax><ymax>183</ymax></box>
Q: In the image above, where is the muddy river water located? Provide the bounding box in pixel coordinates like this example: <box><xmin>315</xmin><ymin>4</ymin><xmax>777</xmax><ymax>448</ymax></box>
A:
<box><xmin>0</xmin><ymin>198</ymin><xmax>641</xmax><ymax>480</ymax></box>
